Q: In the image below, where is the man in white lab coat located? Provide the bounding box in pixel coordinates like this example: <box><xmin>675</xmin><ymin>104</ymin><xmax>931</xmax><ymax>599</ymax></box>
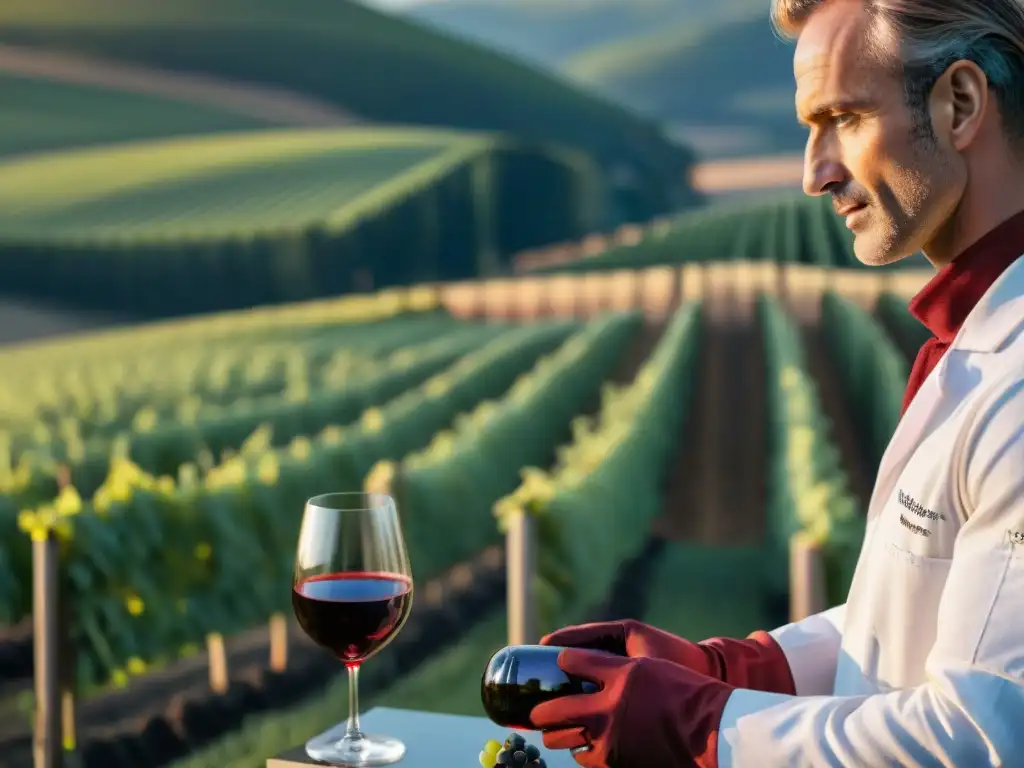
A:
<box><xmin>529</xmin><ymin>0</ymin><xmax>1024</xmax><ymax>765</ymax></box>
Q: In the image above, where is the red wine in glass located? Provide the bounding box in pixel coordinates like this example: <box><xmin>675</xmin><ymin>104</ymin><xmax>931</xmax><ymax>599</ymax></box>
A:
<box><xmin>293</xmin><ymin>572</ymin><xmax>413</xmax><ymax>666</ymax></box>
<box><xmin>293</xmin><ymin>492</ymin><xmax>414</xmax><ymax>766</ymax></box>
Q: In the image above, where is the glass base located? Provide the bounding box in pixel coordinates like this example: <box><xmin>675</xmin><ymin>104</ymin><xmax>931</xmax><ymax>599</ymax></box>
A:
<box><xmin>305</xmin><ymin>731</ymin><xmax>406</xmax><ymax>766</ymax></box>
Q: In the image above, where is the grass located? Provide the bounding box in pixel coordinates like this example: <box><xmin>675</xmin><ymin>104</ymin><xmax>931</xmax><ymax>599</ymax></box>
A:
<box><xmin>0</xmin><ymin>72</ymin><xmax>273</xmax><ymax>159</ymax></box>
<box><xmin>643</xmin><ymin>543</ymin><xmax>773</xmax><ymax>639</ymax></box>
<box><xmin>0</xmin><ymin>0</ymin><xmax>698</xmax><ymax>218</ymax></box>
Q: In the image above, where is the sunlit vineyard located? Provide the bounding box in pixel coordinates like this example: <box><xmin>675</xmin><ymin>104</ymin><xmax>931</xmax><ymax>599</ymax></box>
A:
<box><xmin>0</xmin><ymin>226</ymin><xmax>933</xmax><ymax>765</ymax></box>
<box><xmin>0</xmin><ymin>0</ymin><xmax>956</xmax><ymax>763</ymax></box>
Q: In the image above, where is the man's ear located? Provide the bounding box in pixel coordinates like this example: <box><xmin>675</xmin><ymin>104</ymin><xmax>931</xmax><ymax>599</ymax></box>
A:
<box><xmin>929</xmin><ymin>60</ymin><xmax>989</xmax><ymax>151</ymax></box>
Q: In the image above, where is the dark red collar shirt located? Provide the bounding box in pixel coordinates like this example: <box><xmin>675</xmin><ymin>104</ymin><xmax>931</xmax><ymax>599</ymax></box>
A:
<box><xmin>901</xmin><ymin>209</ymin><xmax>1024</xmax><ymax>414</ymax></box>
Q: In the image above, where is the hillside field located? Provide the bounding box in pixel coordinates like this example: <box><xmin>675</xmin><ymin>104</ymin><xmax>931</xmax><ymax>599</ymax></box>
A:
<box><xmin>0</xmin><ymin>71</ymin><xmax>274</xmax><ymax>159</ymax></box>
<box><xmin>0</xmin><ymin>0</ymin><xmax>701</xmax><ymax>220</ymax></box>
<box><xmin>0</xmin><ymin>127</ymin><xmax>603</xmax><ymax>316</ymax></box>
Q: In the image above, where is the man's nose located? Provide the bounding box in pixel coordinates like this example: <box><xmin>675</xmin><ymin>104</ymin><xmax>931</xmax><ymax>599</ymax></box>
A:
<box><xmin>803</xmin><ymin>144</ymin><xmax>846</xmax><ymax>197</ymax></box>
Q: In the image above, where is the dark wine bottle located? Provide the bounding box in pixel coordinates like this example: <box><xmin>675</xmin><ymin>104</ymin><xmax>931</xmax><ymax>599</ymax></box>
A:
<box><xmin>481</xmin><ymin>645</ymin><xmax>601</xmax><ymax>730</ymax></box>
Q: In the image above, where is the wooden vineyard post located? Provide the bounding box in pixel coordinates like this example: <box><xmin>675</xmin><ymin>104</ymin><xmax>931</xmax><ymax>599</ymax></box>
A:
<box><xmin>206</xmin><ymin>633</ymin><xmax>229</xmax><ymax>694</ymax></box>
<box><xmin>506</xmin><ymin>511</ymin><xmax>538</xmax><ymax>646</ymax></box>
<box><xmin>58</xmin><ymin>597</ymin><xmax>79</xmax><ymax>766</ymax></box>
<box><xmin>789</xmin><ymin>533</ymin><xmax>827</xmax><ymax>622</ymax></box>
<box><xmin>269</xmin><ymin>614</ymin><xmax>289</xmax><ymax>673</ymax></box>
<box><xmin>55</xmin><ymin>466</ymin><xmax>80</xmax><ymax>767</ymax></box>
<box><xmin>33</xmin><ymin>533</ymin><xmax>61</xmax><ymax>768</ymax></box>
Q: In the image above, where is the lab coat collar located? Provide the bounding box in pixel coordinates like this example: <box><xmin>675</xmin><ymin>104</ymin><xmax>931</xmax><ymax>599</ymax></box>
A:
<box><xmin>909</xmin><ymin>208</ymin><xmax>1024</xmax><ymax>344</ymax></box>
<box><xmin>950</xmin><ymin>252</ymin><xmax>1024</xmax><ymax>354</ymax></box>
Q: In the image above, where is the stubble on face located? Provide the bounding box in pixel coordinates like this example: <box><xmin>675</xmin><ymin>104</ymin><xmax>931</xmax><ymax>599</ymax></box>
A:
<box><xmin>794</xmin><ymin>0</ymin><xmax>958</xmax><ymax>266</ymax></box>
<box><xmin>867</xmin><ymin>145</ymin><xmax>946</xmax><ymax>265</ymax></box>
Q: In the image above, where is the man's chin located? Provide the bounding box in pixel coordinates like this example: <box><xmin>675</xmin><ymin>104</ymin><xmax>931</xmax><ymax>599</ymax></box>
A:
<box><xmin>852</xmin><ymin>240</ymin><xmax>886</xmax><ymax>267</ymax></box>
<box><xmin>852</xmin><ymin>232</ymin><xmax>907</xmax><ymax>267</ymax></box>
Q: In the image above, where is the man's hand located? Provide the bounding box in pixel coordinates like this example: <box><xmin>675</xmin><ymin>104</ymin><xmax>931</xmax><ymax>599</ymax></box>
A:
<box><xmin>541</xmin><ymin>619</ymin><xmax>796</xmax><ymax>695</ymax></box>
<box><xmin>541</xmin><ymin>619</ymin><xmax>716</xmax><ymax>672</ymax></box>
<box><xmin>530</xmin><ymin>648</ymin><xmax>734</xmax><ymax>767</ymax></box>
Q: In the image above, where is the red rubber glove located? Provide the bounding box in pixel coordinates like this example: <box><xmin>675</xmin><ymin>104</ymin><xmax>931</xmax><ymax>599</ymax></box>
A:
<box><xmin>541</xmin><ymin>619</ymin><xmax>795</xmax><ymax>695</ymax></box>
<box><xmin>531</xmin><ymin>648</ymin><xmax>733</xmax><ymax>767</ymax></box>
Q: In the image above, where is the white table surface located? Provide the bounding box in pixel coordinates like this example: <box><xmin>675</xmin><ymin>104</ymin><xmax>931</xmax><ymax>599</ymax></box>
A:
<box><xmin>267</xmin><ymin>706</ymin><xmax>579</xmax><ymax>767</ymax></box>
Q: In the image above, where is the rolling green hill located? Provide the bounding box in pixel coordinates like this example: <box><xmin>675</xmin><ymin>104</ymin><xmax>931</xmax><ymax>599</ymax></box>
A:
<box><xmin>0</xmin><ymin>127</ymin><xmax>603</xmax><ymax>315</ymax></box>
<box><xmin>0</xmin><ymin>72</ymin><xmax>274</xmax><ymax>158</ymax></box>
<box><xmin>398</xmin><ymin>0</ymin><xmax>800</xmax><ymax>160</ymax></box>
<box><xmin>405</xmin><ymin>0</ymin><xmax>697</xmax><ymax>67</ymax></box>
<box><xmin>404</xmin><ymin>0</ymin><xmax>765</xmax><ymax>68</ymax></box>
<box><xmin>564</xmin><ymin>12</ymin><xmax>802</xmax><ymax>159</ymax></box>
<box><xmin>0</xmin><ymin>0</ymin><xmax>701</xmax><ymax>220</ymax></box>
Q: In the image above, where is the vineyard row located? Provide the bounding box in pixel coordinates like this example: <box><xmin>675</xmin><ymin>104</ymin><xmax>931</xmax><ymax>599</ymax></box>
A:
<box><xmin>162</xmin><ymin>286</ymin><xmax>910</xmax><ymax>768</ymax></box>
<box><xmin>10</xmin><ymin>281</ymin><xmax>912</xmax><ymax>685</ymax></box>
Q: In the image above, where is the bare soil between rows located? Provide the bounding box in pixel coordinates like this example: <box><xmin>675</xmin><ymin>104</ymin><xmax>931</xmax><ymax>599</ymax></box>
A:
<box><xmin>655</xmin><ymin>290</ymin><xmax>767</xmax><ymax>549</ymax></box>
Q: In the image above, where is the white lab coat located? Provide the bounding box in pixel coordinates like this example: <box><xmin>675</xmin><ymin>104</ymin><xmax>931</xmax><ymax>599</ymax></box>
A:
<box><xmin>717</xmin><ymin>254</ymin><xmax>1024</xmax><ymax>767</ymax></box>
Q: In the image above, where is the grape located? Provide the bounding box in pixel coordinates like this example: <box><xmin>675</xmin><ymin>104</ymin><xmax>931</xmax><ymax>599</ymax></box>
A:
<box><xmin>486</xmin><ymin>731</ymin><xmax>547</xmax><ymax>768</ymax></box>
<box><xmin>480</xmin><ymin>737</ymin><xmax>504</xmax><ymax>767</ymax></box>
<box><xmin>506</xmin><ymin>733</ymin><xmax>527</xmax><ymax>752</ymax></box>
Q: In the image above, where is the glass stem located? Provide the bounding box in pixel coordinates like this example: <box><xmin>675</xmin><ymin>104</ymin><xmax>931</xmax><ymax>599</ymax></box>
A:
<box><xmin>345</xmin><ymin>665</ymin><xmax>363</xmax><ymax>743</ymax></box>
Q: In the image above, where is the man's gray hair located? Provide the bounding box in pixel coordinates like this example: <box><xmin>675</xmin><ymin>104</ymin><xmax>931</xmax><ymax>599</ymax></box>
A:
<box><xmin>771</xmin><ymin>0</ymin><xmax>1024</xmax><ymax>141</ymax></box>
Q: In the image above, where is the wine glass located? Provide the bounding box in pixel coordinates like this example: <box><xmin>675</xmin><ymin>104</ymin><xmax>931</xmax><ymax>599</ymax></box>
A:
<box><xmin>293</xmin><ymin>492</ymin><xmax>414</xmax><ymax>765</ymax></box>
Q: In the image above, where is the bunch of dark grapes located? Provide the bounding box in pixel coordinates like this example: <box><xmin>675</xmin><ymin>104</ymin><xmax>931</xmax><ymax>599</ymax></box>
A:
<box><xmin>479</xmin><ymin>732</ymin><xmax>547</xmax><ymax>767</ymax></box>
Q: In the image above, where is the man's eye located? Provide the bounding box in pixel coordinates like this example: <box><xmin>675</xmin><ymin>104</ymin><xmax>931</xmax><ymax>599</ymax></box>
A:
<box><xmin>833</xmin><ymin>113</ymin><xmax>856</xmax><ymax>127</ymax></box>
